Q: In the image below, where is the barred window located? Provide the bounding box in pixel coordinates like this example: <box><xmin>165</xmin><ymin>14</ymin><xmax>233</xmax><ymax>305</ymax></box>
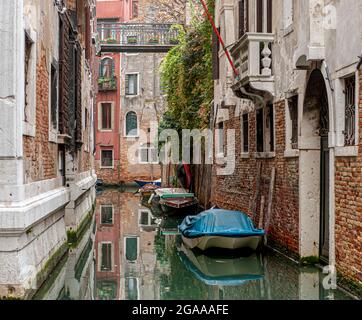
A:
<box><xmin>344</xmin><ymin>76</ymin><xmax>356</xmax><ymax>146</ymax></box>
<box><xmin>101</xmin><ymin>150</ymin><xmax>113</xmax><ymax>168</ymax></box>
<box><xmin>101</xmin><ymin>205</ymin><xmax>113</xmax><ymax>225</ymax></box>
<box><xmin>100</xmin><ymin>243</ymin><xmax>112</xmax><ymax>271</ymax></box>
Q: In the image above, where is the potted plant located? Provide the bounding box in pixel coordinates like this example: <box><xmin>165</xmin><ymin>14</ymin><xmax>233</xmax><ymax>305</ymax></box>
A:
<box><xmin>148</xmin><ymin>37</ymin><xmax>159</xmax><ymax>44</ymax></box>
<box><xmin>127</xmin><ymin>36</ymin><xmax>138</xmax><ymax>44</ymax></box>
<box><xmin>105</xmin><ymin>37</ymin><xmax>117</xmax><ymax>44</ymax></box>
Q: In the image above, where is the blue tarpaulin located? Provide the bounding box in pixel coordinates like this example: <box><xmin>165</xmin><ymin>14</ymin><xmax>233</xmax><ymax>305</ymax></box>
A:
<box><xmin>179</xmin><ymin>209</ymin><xmax>265</xmax><ymax>239</ymax></box>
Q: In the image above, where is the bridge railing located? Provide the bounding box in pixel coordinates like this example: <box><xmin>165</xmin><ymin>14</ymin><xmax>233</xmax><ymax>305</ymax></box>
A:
<box><xmin>97</xmin><ymin>23</ymin><xmax>181</xmax><ymax>47</ymax></box>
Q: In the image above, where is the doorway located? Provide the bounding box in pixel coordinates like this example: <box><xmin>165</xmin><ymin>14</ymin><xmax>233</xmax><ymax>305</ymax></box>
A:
<box><xmin>300</xmin><ymin>69</ymin><xmax>330</xmax><ymax>262</ymax></box>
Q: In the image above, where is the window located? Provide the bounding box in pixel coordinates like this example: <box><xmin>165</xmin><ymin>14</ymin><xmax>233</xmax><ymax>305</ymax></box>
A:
<box><xmin>101</xmin><ymin>149</ymin><xmax>113</xmax><ymax>168</ymax></box>
<box><xmin>256</xmin><ymin>109</ymin><xmax>264</xmax><ymax>152</ymax></box>
<box><xmin>139</xmin><ymin>144</ymin><xmax>158</xmax><ymax>164</ymax></box>
<box><xmin>257</xmin><ymin>0</ymin><xmax>272</xmax><ymax>33</ymax></box>
<box><xmin>126</xmin><ymin>111</ymin><xmax>138</xmax><ymax>137</ymax></box>
<box><xmin>266</xmin><ymin>103</ymin><xmax>275</xmax><ymax>152</ymax></box>
<box><xmin>125</xmin><ymin>237</ymin><xmax>139</xmax><ymax>262</ymax></box>
<box><xmin>101</xmin><ymin>205</ymin><xmax>113</xmax><ymax>225</ymax></box>
<box><xmin>217</xmin><ymin>122</ymin><xmax>224</xmax><ymax>156</ymax></box>
<box><xmin>288</xmin><ymin>96</ymin><xmax>298</xmax><ymax>149</ymax></box>
<box><xmin>125</xmin><ymin>278</ymin><xmax>139</xmax><ymax>300</ymax></box>
<box><xmin>256</xmin><ymin>104</ymin><xmax>275</xmax><ymax>153</ymax></box>
<box><xmin>100</xmin><ymin>57</ymin><xmax>114</xmax><ymax>79</ymax></box>
<box><xmin>101</xmin><ymin>103</ymin><xmax>112</xmax><ymax>130</ymax></box>
<box><xmin>139</xmin><ymin>210</ymin><xmax>156</xmax><ymax>226</ymax></box>
<box><xmin>212</xmin><ymin>27</ymin><xmax>220</xmax><ymax>80</ymax></box>
<box><xmin>125</xmin><ymin>74</ymin><xmax>138</xmax><ymax>96</ymax></box>
<box><xmin>24</xmin><ymin>31</ymin><xmax>36</xmax><ymax>136</ymax></box>
<box><xmin>242</xmin><ymin>113</ymin><xmax>249</xmax><ymax>153</ymax></box>
<box><xmin>50</xmin><ymin>63</ymin><xmax>58</xmax><ymax>130</ymax></box>
<box><xmin>344</xmin><ymin>76</ymin><xmax>356</xmax><ymax>146</ymax></box>
<box><xmin>100</xmin><ymin>243</ymin><xmax>112</xmax><ymax>271</ymax></box>
<box><xmin>238</xmin><ymin>0</ymin><xmax>249</xmax><ymax>38</ymax></box>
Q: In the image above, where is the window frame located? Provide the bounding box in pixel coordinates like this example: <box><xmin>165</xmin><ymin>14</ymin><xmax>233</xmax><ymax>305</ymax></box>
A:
<box><xmin>100</xmin><ymin>149</ymin><xmax>114</xmax><ymax>169</ymax></box>
<box><xmin>98</xmin><ymin>102</ymin><xmax>114</xmax><ymax>132</ymax></box>
<box><xmin>125</xmin><ymin>111</ymin><xmax>139</xmax><ymax>138</ymax></box>
<box><xmin>49</xmin><ymin>60</ymin><xmax>59</xmax><ymax>143</ymax></box>
<box><xmin>138</xmin><ymin>144</ymin><xmax>159</xmax><ymax>164</ymax></box>
<box><xmin>138</xmin><ymin>209</ymin><xmax>156</xmax><ymax>227</ymax></box>
<box><xmin>98</xmin><ymin>241</ymin><xmax>114</xmax><ymax>272</ymax></box>
<box><xmin>255</xmin><ymin>104</ymin><xmax>276</xmax><ymax>158</ymax></box>
<box><xmin>125</xmin><ymin>73</ymin><xmax>140</xmax><ymax>97</ymax></box>
<box><xmin>216</xmin><ymin>121</ymin><xmax>225</xmax><ymax>158</ymax></box>
<box><xmin>241</xmin><ymin>113</ymin><xmax>250</xmax><ymax>154</ymax></box>
<box><xmin>100</xmin><ymin>205</ymin><xmax>114</xmax><ymax>225</ymax></box>
<box><xmin>124</xmin><ymin>236</ymin><xmax>140</xmax><ymax>263</ymax></box>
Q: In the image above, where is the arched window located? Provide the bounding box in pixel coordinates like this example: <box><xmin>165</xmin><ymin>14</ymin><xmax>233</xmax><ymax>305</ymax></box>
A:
<box><xmin>99</xmin><ymin>57</ymin><xmax>114</xmax><ymax>79</ymax></box>
<box><xmin>126</xmin><ymin>111</ymin><xmax>138</xmax><ymax>136</ymax></box>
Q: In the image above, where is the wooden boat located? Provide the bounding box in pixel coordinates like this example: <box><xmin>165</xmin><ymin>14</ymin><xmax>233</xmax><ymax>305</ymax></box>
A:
<box><xmin>135</xmin><ymin>179</ymin><xmax>161</xmax><ymax>188</ymax></box>
<box><xmin>139</xmin><ymin>183</ymin><xmax>160</xmax><ymax>197</ymax></box>
<box><xmin>179</xmin><ymin>209</ymin><xmax>265</xmax><ymax>251</ymax></box>
<box><xmin>152</xmin><ymin>188</ymin><xmax>199</xmax><ymax>216</ymax></box>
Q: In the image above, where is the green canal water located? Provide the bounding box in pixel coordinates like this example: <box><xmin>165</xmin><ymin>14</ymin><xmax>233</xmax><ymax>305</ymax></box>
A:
<box><xmin>35</xmin><ymin>188</ymin><xmax>353</xmax><ymax>300</ymax></box>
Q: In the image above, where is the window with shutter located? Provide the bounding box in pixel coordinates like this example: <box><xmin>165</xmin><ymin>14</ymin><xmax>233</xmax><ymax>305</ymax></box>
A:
<box><xmin>242</xmin><ymin>113</ymin><xmax>249</xmax><ymax>153</ymax></box>
<box><xmin>100</xmin><ymin>243</ymin><xmax>112</xmax><ymax>271</ymax></box>
<box><xmin>126</xmin><ymin>111</ymin><xmax>138</xmax><ymax>136</ymax></box>
<box><xmin>125</xmin><ymin>237</ymin><xmax>138</xmax><ymax>262</ymax></box>
<box><xmin>50</xmin><ymin>64</ymin><xmax>58</xmax><ymax>130</ymax></box>
<box><xmin>212</xmin><ymin>27</ymin><xmax>220</xmax><ymax>80</ymax></box>
<box><xmin>125</xmin><ymin>278</ymin><xmax>139</xmax><ymax>300</ymax></box>
<box><xmin>238</xmin><ymin>0</ymin><xmax>248</xmax><ymax>38</ymax></box>
<box><xmin>101</xmin><ymin>103</ymin><xmax>112</xmax><ymax>130</ymax></box>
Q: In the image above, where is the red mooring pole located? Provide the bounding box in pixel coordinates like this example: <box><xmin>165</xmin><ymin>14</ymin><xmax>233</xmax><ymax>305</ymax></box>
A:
<box><xmin>198</xmin><ymin>0</ymin><xmax>239</xmax><ymax>77</ymax></box>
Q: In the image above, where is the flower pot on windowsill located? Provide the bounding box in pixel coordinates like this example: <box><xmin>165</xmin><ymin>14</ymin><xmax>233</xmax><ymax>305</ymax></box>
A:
<box><xmin>105</xmin><ymin>38</ymin><xmax>117</xmax><ymax>44</ymax></box>
<box><xmin>148</xmin><ymin>38</ymin><xmax>159</xmax><ymax>44</ymax></box>
<box><xmin>127</xmin><ymin>37</ymin><xmax>138</xmax><ymax>44</ymax></box>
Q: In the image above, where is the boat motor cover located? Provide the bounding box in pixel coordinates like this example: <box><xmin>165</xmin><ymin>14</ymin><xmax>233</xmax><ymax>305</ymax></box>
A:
<box><xmin>179</xmin><ymin>209</ymin><xmax>265</xmax><ymax>238</ymax></box>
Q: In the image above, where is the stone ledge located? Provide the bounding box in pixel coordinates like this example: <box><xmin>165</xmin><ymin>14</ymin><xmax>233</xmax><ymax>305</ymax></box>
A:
<box><xmin>335</xmin><ymin>146</ymin><xmax>359</xmax><ymax>157</ymax></box>
<box><xmin>284</xmin><ymin>149</ymin><xmax>300</xmax><ymax>158</ymax></box>
<box><xmin>254</xmin><ymin>152</ymin><xmax>276</xmax><ymax>159</ymax></box>
<box><xmin>0</xmin><ymin>187</ymin><xmax>69</xmax><ymax>232</ymax></box>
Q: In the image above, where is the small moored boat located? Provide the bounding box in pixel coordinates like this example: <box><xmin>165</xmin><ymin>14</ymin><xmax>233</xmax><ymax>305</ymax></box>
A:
<box><xmin>139</xmin><ymin>183</ymin><xmax>160</xmax><ymax>198</ymax></box>
<box><xmin>179</xmin><ymin>209</ymin><xmax>265</xmax><ymax>251</ymax></box>
<box><xmin>135</xmin><ymin>179</ymin><xmax>161</xmax><ymax>188</ymax></box>
<box><xmin>153</xmin><ymin>188</ymin><xmax>198</xmax><ymax>216</ymax></box>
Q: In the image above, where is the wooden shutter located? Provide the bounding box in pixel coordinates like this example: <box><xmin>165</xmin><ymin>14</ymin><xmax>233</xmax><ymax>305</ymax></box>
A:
<box><xmin>75</xmin><ymin>43</ymin><xmax>82</xmax><ymax>143</ymax></box>
<box><xmin>212</xmin><ymin>27</ymin><xmax>220</xmax><ymax>80</ymax></box>
<box><xmin>238</xmin><ymin>0</ymin><xmax>245</xmax><ymax>38</ymax></box>
<box><xmin>257</xmin><ymin>0</ymin><xmax>263</xmax><ymax>33</ymax></box>
<box><xmin>125</xmin><ymin>75</ymin><xmax>130</xmax><ymax>95</ymax></box>
<box><xmin>267</xmin><ymin>0</ymin><xmax>273</xmax><ymax>33</ymax></box>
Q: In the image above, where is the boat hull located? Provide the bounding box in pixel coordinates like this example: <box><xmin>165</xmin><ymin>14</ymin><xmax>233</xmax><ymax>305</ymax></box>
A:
<box><xmin>182</xmin><ymin>235</ymin><xmax>263</xmax><ymax>251</ymax></box>
<box><xmin>160</xmin><ymin>200</ymin><xmax>199</xmax><ymax>216</ymax></box>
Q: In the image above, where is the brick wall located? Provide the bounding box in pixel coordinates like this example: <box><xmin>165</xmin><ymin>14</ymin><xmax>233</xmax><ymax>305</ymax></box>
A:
<box><xmin>23</xmin><ymin>52</ymin><xmax>57</xmax><ymax>183</ymax></box>
<box><xmin>211</xmin><ymin>101</ymin><xmax>300</xmax><ymax>255</ymax></box>
<box><xmin>334</xmin><ymin>68</ymin><xmax>362</xmax><ymax>286</ymax></box>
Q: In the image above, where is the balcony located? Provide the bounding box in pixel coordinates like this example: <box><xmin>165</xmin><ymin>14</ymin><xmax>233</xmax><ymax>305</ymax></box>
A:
<box><xmin>98</xmin><ymin>23</ymin><xmax>180</xmax><ymax>53</ymax></box>
<box><xmin>98</xmin><ymin>77</ymin><xmax>117</xmax><ymax>91</ymax></box>
<box><xmin>230</xmin><ymin>33</ymin><xmax>275</xmax><ymax>101</ymax></box>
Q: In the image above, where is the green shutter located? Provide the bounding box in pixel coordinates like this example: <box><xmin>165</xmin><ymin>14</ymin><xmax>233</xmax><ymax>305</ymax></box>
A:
<box><xmin>125</xmin><ymin>237</ymin><xmax>138</xmax><ymax>262</ymax></box>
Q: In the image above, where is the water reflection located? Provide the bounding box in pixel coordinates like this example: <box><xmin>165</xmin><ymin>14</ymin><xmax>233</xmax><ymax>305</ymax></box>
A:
<box><xmin>33</xmin><ymin>188</ymin><xmax>352</xmax><ymax>300</ymax></box>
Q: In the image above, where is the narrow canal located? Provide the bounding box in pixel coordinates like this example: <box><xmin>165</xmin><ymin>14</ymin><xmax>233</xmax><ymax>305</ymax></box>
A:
<box><xmin>33</xmin><ymin>188</ymin><xmax>353</xmax><ymax>300</ymax></box>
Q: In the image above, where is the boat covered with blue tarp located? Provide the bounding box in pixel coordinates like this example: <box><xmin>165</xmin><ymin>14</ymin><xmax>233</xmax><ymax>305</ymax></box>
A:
<box><xmin>179</xmin><ymin>209</ymin><xmax>265</xmax><ymax>251</ymax></box>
